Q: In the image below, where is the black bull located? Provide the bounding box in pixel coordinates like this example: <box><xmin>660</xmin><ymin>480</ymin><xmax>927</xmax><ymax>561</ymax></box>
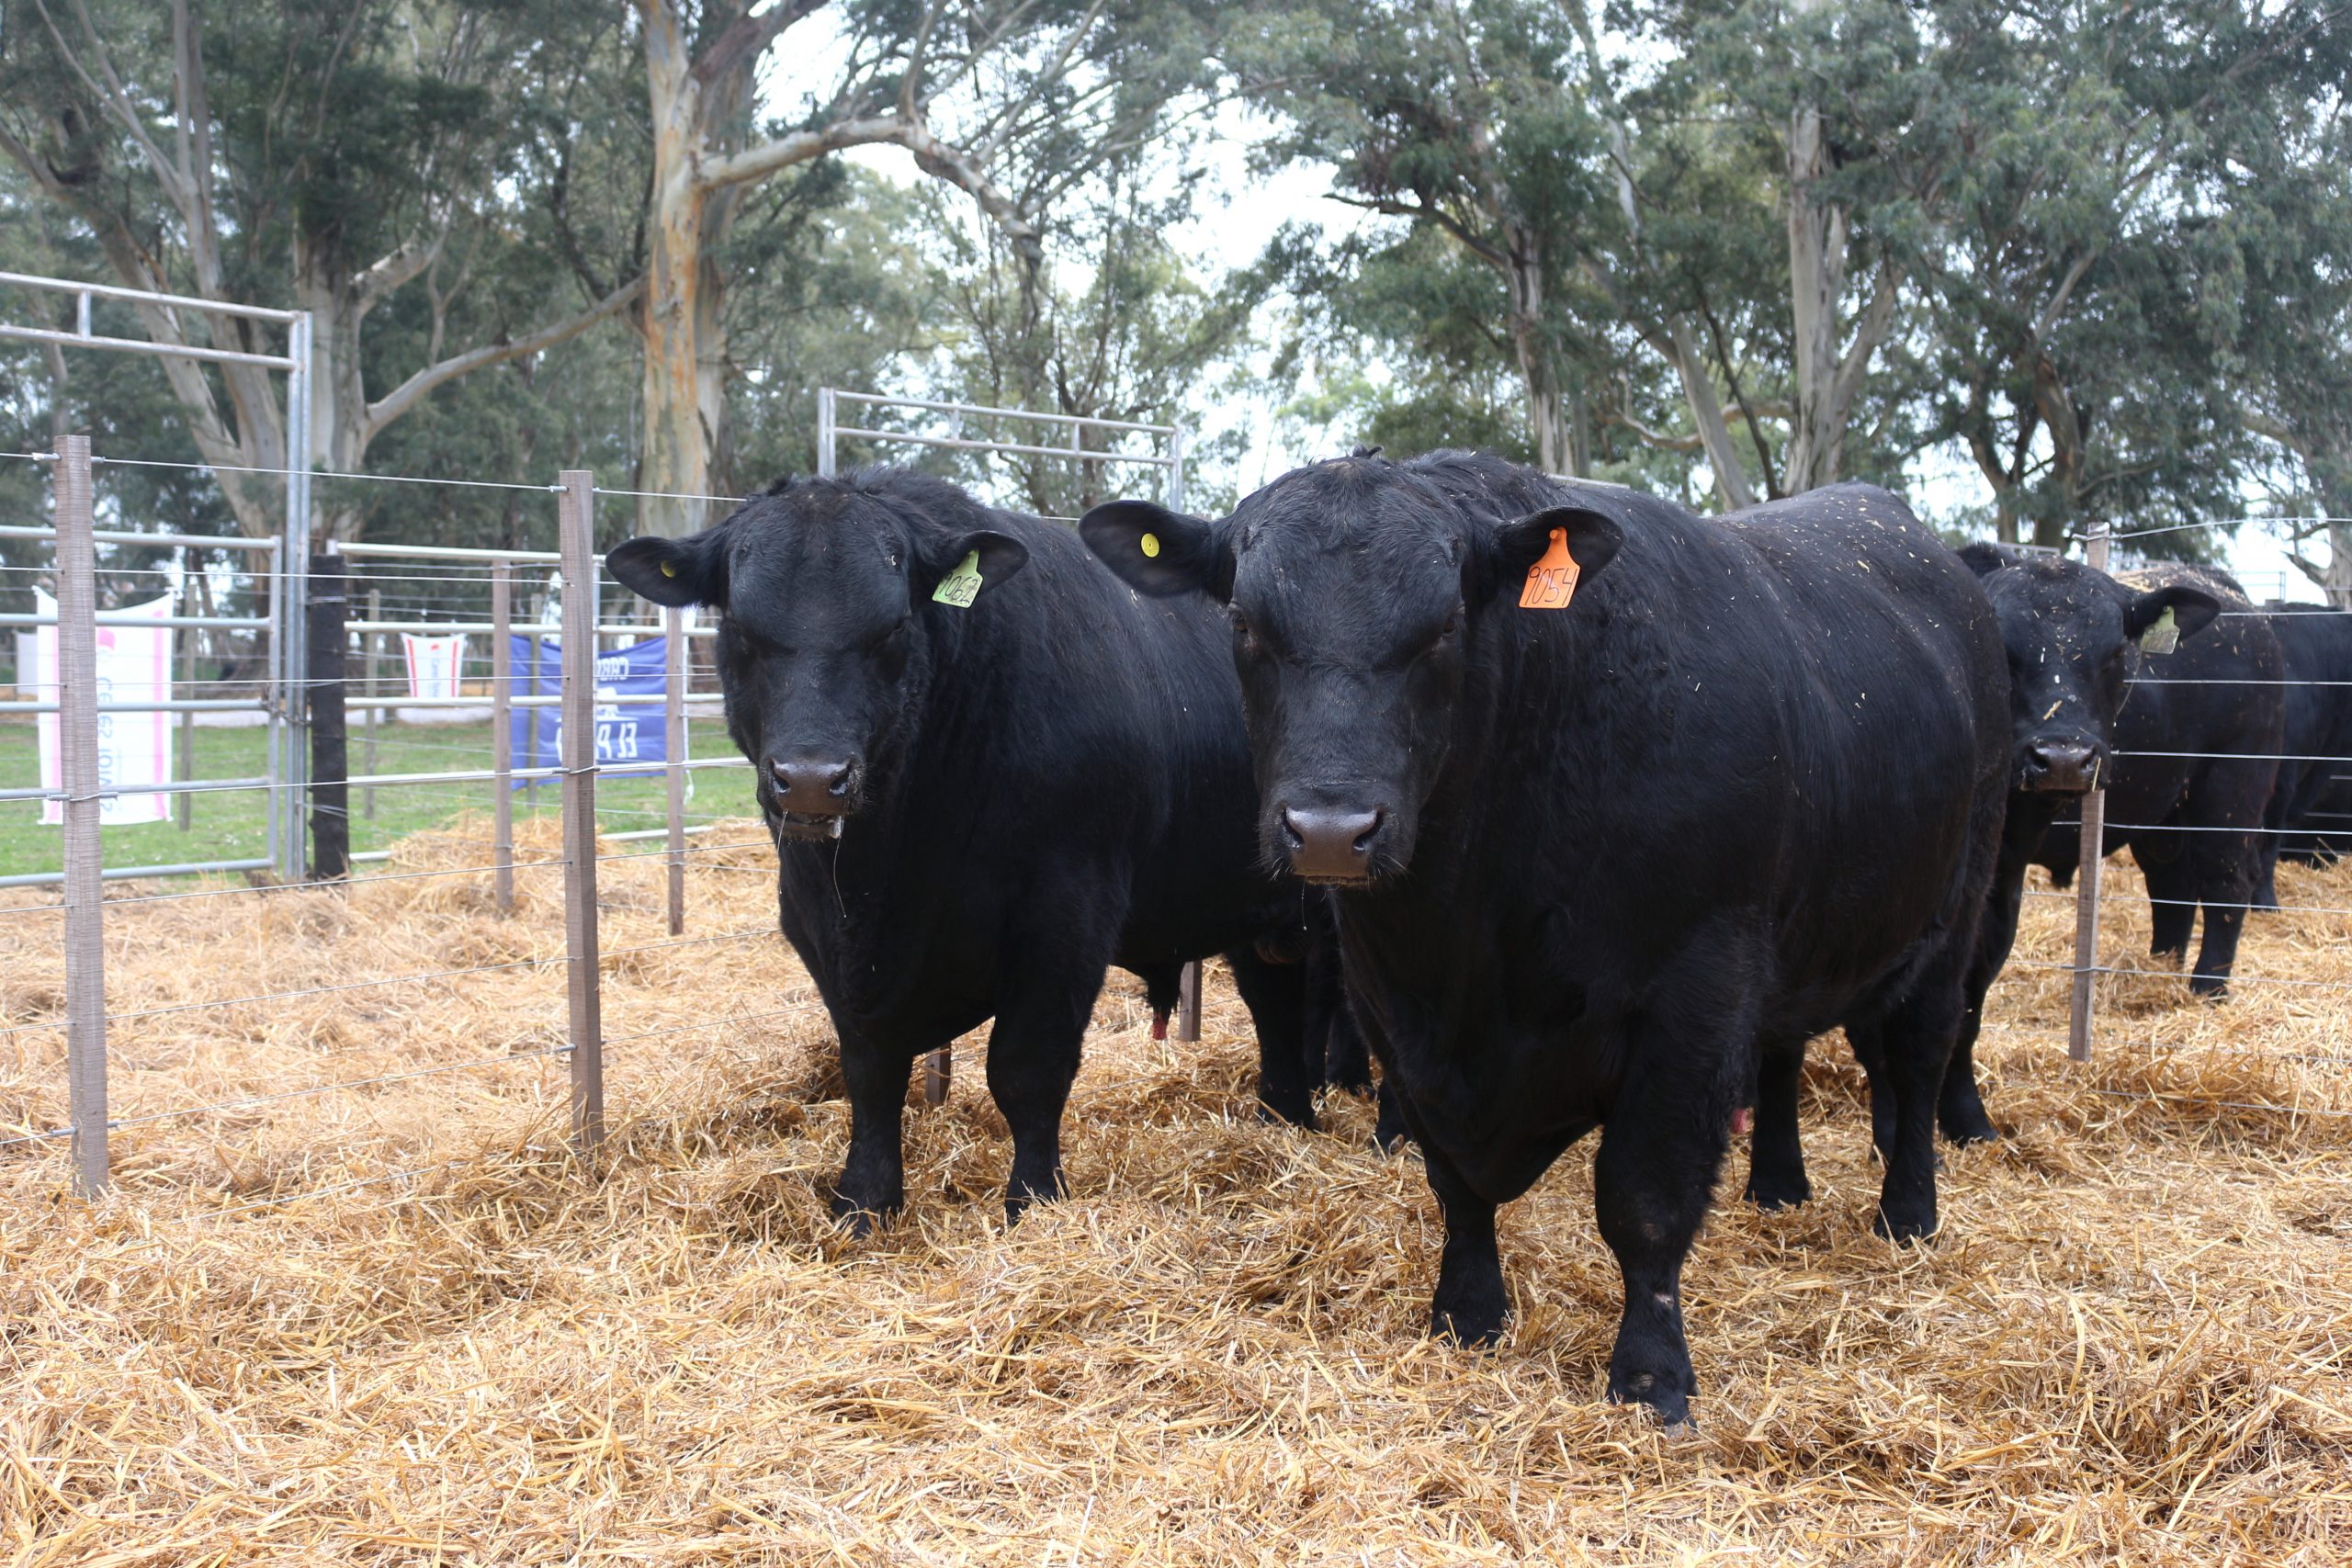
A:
<box><xmin>1083</xmin><ymin>452</ymin><xmax>2009</xmax><ymax>1426</ymax></box>
<box><xmin>606</xmin><ymin>469</ymin><xmax>1334</xmax><ymax>1227</ymax></box>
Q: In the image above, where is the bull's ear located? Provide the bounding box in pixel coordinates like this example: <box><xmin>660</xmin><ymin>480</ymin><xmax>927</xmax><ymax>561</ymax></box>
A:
<box><xmin>607</xmin><ymin>527</ymin><xmax>729</xmax><ymax>609</ymax></box>
<box><xmin>1955</xmin><ymin>541</ymin><xmax>2017</xmax><ymax>577</ymax></box>
<box><xmin>1486</xmin><ymin>506</ymin><xmax>1623</xmax><ymax>600</ymax></box>
<box><xmin>2124</xmin><ymin>584</ymin><xmax>2221</xmax><ymax>644</ymax></box>
<box><xmin>920</xmin><ymin>529</ymin><xmax>1029</xmax><ymax>605</ymax></box>
<box><xmin>1080</xmin><ymin>500</ymin><xmax>1232</xmax><ymax>600</ymax></box>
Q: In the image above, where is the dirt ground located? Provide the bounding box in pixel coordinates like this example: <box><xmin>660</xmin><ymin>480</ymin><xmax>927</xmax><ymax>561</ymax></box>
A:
<box><xmin>1</xmin><ymin>817</ymin><xmax>2347</xmax><ymax>1564</ymax></box>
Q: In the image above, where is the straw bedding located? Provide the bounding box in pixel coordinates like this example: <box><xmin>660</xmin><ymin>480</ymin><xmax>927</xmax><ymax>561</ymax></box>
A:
<box><xmin>2</xmin><ymin>818</ymin><xmax>2348</xmax><ymax>1563</ymax></box>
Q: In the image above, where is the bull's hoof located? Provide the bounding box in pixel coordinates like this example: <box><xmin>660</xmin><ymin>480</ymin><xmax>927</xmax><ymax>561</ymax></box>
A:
<box><xmin>1256</xmin><ymin>1093</ymin><xmax>1318</xmax><ymax>1132</ymax></box>
<box><xmin>1940</xmin><ymin>1109</ymin><xmax>2003</xmax><ymax>1146</ymax></box>
<box><xmin>1607</xmin><ymin>1356</ymin><xmax>1696</xmax><ymax>1427</ymax></box>
<box><xmin>1001</xmin><ymin>1170</ymin><xmax>1068</xmax><ymax>1225</ymax></box>
<box><xmin>1872</xmin><ymin>1202</ymin><xmax>1939</xmax><ymax>1246</ymax></box>
<box><xmin>1745</xmin><ymin>1167</ymin><xmax>1813</xmax><ymax>1212</ymax></box>
<box><xmin>2188</xmin><ymin>975</ymin><xmax>2232</xmax><ymax>1000</ymax></box>
<box><xmin>828</xmin><ymin>1192</ymin><xmax>898</xmax><ymax>1235</ymax></box>
<box><xmin>1430</xmin><ymin>1280</ymin><xmax>1508</xmax><ymax>1348</ymax></box>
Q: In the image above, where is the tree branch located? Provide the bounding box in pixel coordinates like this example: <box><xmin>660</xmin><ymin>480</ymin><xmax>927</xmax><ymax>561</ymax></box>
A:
<box><xmin>353</xmin><ymin>224</ymin><xmax>451</xmax><ymax>318</ymax></box>
<box><xmin>365</xmin><ymin>276</ymin><xmax>643</xmax><ymax>439</ymax></box>
<box><xmin>692</xmin><ymin>0</ymin><xmax>831</xmax><ymax>92</ymax></box>
<box><xmin>697</xmin><ymin>115</ymin><xmax>1042</xmax><ymax>260</ymax></box>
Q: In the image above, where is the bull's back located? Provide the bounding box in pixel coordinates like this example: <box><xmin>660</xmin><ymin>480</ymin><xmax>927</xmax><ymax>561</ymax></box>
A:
<box><xmin>1716</xmin><ymin>489</ymin><xmax>2007</xmax><ymax>1004</ymax></box>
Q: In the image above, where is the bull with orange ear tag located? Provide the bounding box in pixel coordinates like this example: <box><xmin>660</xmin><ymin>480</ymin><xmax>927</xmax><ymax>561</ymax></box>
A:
<box><xmin>1520</xmin><ymin>527</ymin><xmax>1580</xmax><ymax>610</ymax></box>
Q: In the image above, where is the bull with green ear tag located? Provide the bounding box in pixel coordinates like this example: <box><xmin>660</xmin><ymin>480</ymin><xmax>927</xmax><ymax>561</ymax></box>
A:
<box><xmin>603</xmin><ymin>468</ymin><xmax>1347</xmax><ymax>1234</ymax></box>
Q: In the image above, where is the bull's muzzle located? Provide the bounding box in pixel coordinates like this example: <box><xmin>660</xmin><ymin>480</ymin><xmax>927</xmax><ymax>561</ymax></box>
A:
<box><xmin>766</xmin><ymin>757</ymin><xmax>859</xmax><ymax>839</ymax></box>
<box><xmin>2020</xmin><ymin>739</ymin><xmax>2099</xmax><ymax>795</ymax></box>
<box><xmin>1282</xmin><ymin>805</ymin><xmax>1385</xmax><ymax>885</ymax></box>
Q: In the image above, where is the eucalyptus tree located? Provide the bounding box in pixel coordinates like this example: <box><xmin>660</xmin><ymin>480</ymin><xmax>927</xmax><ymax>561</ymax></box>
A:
<box><xmin>0</xmin><ymin>0</ymin><xmax>641</xmax><ymax>540</ymax></box>
<box><xmin>626</xmin><ymin>0</ymin><xmax>1223</xmax><ymax>533</ymax></box>
<box><xmin>1916</xmin><ymin>0</ymin><xmax>2352</xmax><ymax>548</ymax></box>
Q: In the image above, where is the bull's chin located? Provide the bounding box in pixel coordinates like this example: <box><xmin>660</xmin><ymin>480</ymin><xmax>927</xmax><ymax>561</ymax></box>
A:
<box><xmin>775</xmin><ymin>810</ymin><xmax>849</xmax><ymax>842</ymax></box>
<box><xmin>2017</xmin><ymin>775</ymin><xmax>2094</xmax><ymax>798</ymax></box>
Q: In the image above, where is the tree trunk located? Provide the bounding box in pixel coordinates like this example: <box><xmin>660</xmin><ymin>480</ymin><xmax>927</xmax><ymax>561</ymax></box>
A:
<box><xmin>1783</xmin><ymin>106</ymin><xmax>1900</xmax><ymax>495</ymax></box>
<box><xmin>1783</xmin><ymin>106</ymin><xmax>1846</xmax><ymax>492</ymax></box>
<box><xmin>639</xmin><ymin>12</ymin><xmax>711</xmax><ymax>538</ymax></box>
<box><xmin>1509</xmin><ymin>315</ymin><xmax>1568</xmax><ymax>476</ymax></box>
<box><xmin>1664</xmin><ymin>319</ymin><xmax>1757</xmax><ymax>510</ymax></box>
<box><xmin>294</xmin><ymin>236</ymin><xmax>372</xmax><ymax>544</ymax></box>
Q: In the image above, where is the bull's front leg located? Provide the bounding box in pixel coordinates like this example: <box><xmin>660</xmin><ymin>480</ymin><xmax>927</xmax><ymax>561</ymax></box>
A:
<box><xmin>1595</xmin><ymin>1066</ymin><xmax>1730</xmax><ymax>1429</ymax></box>
<box><xmin>1743</xmin><ymin>1040</ymin><xmax>1813</xmax><ymax>1209</ymax></box>
<box><xmin>1422</xmin><ymin>1142</ymin><xmax>1509</xmax><ymax>1347</ymax></box>
<box><xmin>831</xmin><ymin>1035</ymin><xmax>913</xmax><ymax>1233</ymax></box>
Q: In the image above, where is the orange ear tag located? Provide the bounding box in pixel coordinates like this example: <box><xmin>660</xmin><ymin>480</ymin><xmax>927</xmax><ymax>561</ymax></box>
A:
<box><xmin>1519</xmin><ymin>527</ymin><xmax>1580</xmax><ymax>610</ymax></box>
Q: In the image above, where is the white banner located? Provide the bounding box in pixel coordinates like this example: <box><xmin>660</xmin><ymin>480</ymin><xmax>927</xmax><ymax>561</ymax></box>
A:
<box><xmin>37</xmin><ymin>589</ymin><xmax>175</xmax><ymax>826</ymax></box>
<box><xmin>401</xmin><ymin>632</ymin><xmax>467</xmax><ymax>700</ymax></box>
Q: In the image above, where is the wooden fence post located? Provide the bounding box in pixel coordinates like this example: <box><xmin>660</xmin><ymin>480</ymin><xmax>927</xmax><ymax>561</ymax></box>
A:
<box><xmin>1176</xmin><ymin>962</ymin><xmax>1202</xmax><ymax>1043</ymax></box>
<box><xmin>559</xmin><ymin>473</ymin><xmax>605</xmax><ymax>1154</ymax></box>
<box><xmin>307</xmin><ymin>552</ymin><xmax>349</xmax><ymax>880</ymax></box>
<box><xmin>56</xmin><ymin>434</ymin><xmax>107</xmax><ymax>1198</ymax></box>
<box><xmin>491</xmin><ymin>562</ymin><xmax>514</xmax><ymax>914</ymax></box>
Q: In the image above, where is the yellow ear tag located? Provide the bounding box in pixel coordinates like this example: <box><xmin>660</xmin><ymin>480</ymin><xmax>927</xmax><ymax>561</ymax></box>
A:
<box><xmin>1141</xmin><ymin>532</ymin><xmax>1161</xmax><ymax>558</ymax></box>
<box><xmin>1519</xmin><ymin>527</ymin><xmax>1580</xmax><ymax>610</ymax></box>
<box><xmin>933</xmin><ymin>548</ymin><xmax>984</xmax><ymax>609</ymax></box>
<box><xmin>2139</xmin><ymin>605</ymin><xmax>2178</xmax><ymax>655</ymax></box>
<box><xmin>660</xmin><ymin>559</ymin><xmax>678</xmax><ymax>578</ymax></box>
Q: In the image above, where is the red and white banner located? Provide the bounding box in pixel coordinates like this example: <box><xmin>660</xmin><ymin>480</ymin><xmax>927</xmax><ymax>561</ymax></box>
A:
<box><xmin>36</xmin><ymin>588</ymin><xmax>175</xmax><ymax>826</ymax></box>
<box><xmin>401</xmin><ymin>632</ymin><xmax>467</xmax><ymax>701</ymax></box>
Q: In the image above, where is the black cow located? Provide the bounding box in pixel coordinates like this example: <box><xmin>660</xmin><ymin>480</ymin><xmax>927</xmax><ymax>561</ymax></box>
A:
<box><xmin>1750</xmin><ymin>547</ymin><xmax>2220</xmax><ymax>1189</ymax></box>
<box><xmin>607</xmin><ymin>469</ymin><xmax>1326</xmax><ymax>1228</ymax></box>
<box><xmin>2037</xmin><ymin>564</ymin><xmax>2284</xmax><ymax>995</ymax></box>
<box><xmin>2255</xmin><ymin>603</ymin><xmax>2352</xmax><ymax>909</ymax></box>
<box><xmin>1081</xmin><ymin>452</ymin><xmax>2009</xmax><ymax>1425</ymax></box>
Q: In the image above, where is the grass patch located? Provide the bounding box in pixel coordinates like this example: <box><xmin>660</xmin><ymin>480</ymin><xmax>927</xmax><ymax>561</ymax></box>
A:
<box><xmin>0</xmin><ymin>715</ymin><xmax>746</xmax><ymax>878</ymax></box>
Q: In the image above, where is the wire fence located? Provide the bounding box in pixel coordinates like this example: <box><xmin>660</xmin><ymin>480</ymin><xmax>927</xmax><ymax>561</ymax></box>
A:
<box><xmin>0</xmin><ymin>443</ymin><xmax>806</xmax><ymax>1204</ymax></box>
<box><xmin>8</xmin><ymin>426</ymin><xmax>2347</xmax><ymax>1219</ymax></box>
<box><xmin>2042</xmin><ymin>543</ymin><xmax>2352</xmax><ymax>1123</ymax></box>
<box><xmin>2</xmin><ymin>394</ymin><xmax>1202</xmax><ymax>1211</ymax></box>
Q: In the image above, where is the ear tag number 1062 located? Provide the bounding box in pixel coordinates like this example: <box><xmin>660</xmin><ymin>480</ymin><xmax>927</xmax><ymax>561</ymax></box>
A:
<box><xmin>1520</xmin><ymin>527</ymin><xmax>1580</xmax><ymax>610</ymax></box>
<box><xmin>933</xmin><ymin>549</ymin><xmax>984</xmax><ymax>609</ymax></box>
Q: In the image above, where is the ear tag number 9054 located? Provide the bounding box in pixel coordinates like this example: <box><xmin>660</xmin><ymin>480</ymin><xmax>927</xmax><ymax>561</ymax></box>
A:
<box><xmin>1519</xmin><ymin>527</ymin><xmax>1580</xmax><ymax>611</ymax></box>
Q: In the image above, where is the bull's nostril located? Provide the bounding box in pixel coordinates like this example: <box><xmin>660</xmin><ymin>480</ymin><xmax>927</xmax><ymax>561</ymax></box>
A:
<box><xmin>1353</xmin><ymin>807</ymin><xmax>1385</xmax><ymax>851</ymax></box>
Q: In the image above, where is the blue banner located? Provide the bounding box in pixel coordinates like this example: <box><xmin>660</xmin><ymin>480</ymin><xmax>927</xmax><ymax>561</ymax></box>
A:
<box><xmin>508</xmin><ymin>634</ymin><xmax>673</xmax><ymax>780</ymax></box>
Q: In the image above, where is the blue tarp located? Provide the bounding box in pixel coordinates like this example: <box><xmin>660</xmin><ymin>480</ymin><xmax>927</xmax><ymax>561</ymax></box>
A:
<box><xmin>508</xmin><ymin>634</ymin><xmax>673</xmax><ymax>780</ymax></box>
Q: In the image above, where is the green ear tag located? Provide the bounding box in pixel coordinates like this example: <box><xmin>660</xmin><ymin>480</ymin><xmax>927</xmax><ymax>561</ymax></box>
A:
<box><xmin>2140</xmin><ymin>605</ymin><xmax>2178</xmax><ymax>655</ymax></box>
<box><xmin>660</xmin><ymin>559</ymin><xmax>678</xmax><ymax>578</ymax></box>
<box><xmin>933</xmin><ymin>549</ymin><xmax>984</xmax><ymax>609</ymax></box>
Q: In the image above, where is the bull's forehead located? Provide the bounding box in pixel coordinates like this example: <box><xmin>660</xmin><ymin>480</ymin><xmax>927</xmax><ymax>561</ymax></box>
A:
<box><xmin>1232</xmin><ymin>477</ymin><xmax>1463</xmax><ymax>623</ymax></box>
<box><xmin>1990</xmin><ymin>563</ymin><xmax>2123</xmax><ymax>659</ymax></box>
<box><xmin>726</xmin><ymin>498</ymin><xmax>906</xmax><ymax>642</ymax></box>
